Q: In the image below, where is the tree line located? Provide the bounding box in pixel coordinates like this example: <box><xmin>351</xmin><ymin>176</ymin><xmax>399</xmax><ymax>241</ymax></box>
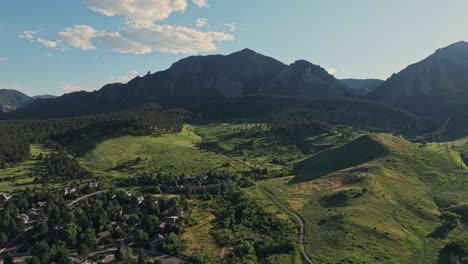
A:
<box><xmin>0</xmin><ymin>110</ymin><xmax>186</xmax><ymax>167</ymax></box>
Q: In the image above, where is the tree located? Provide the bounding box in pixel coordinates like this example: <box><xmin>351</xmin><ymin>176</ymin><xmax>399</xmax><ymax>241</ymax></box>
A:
<box><xmin>154</xmin><ymin>186</ymin><xmax>162</xmax><ymax>194</ymax></box>
<box><xmin>64</xmin><ymin>222</ymin><xmax>78</xmax><ymax>246</ymax></box>
<box><xmin>34</xmin><ymin>216</ymin><xmax>49</xmax><ymax>236</ymax></box>
<box><xmin>114</xmin><ymin>241</ymin><xmax>133</xmax><ymax>262</ymax></box>
<box><xmin>50</xmin><ymin>241</ymin><xmax>71</xmax><ymax>264</ymax></box>
<box><xmin>3</xmin><ymin>252</ymin><xmax>13</xmax><ymax>264</ymax></box>
<box><xmin>30</xmin><ymin>240</ymin><xmax>51</xmax><ymax>264</ymax></box>
<box><xmin>78</xmin><ymin>244</ymin><xmax>89</xmax><ymax>262</ymax></box>
<box><xmin>136</xmin><ymin>229</ymin><xmax>149</xmax><ymax>243</ymax></box>
<box><xmin>144</xmin><ymin>215</ymin><xmax>159</xmax><ymax>235</ymax></box>
<box><xmin>25</xmin><ymin>257</ymin><xmax>40</xmax><ymax>264</ymax></box>
<box><xmin>441</xmin><ymin>211</ymin><xmax>461</xmax><ymax>228</ymax></box>
<box><xmin>137</xmin><ymin>248</ymin><xmax>146</xmax><ymax>264</ymax></box>
<box><xmin>83</xmin><ymin>227</ymin><xmax>96</xmax><ymax>247</ymax></box>
<box><xmin>0</xmin><ymin>232</ymin><xmax>8</xmax><ymax>246</ymax></box>
<box><xmin>232</xmin><ymin>241</ymin><xmax>257</xmax><ymax>264</ymax></box>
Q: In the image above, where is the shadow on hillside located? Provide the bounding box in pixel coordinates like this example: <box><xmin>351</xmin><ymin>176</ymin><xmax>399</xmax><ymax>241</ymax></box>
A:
<box><xmin>289</xmin><ymin>135</ymin><xmax>388</xmax><ymax>184</ymax></box>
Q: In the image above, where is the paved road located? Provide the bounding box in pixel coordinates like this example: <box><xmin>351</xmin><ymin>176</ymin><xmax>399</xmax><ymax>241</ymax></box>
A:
<box><xmin>258</xmin><ymin>184</ymin><xmax>314</xmax><ymax>264</ymax></box>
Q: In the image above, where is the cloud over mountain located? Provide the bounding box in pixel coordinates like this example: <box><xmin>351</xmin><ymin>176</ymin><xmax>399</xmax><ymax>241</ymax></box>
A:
<box><xmin>20</xmin><ymin>0</ymin><xmax>233</xmax><ymax>55</ymax></box>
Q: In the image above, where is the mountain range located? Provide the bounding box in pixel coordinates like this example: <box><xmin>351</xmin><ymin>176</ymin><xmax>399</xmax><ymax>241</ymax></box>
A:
<box><xmin>3</xmin><ymin>41</ymin><xmax>468</xmax><ymax>134</ymax></box>
<box><xmin>0</xmin><ymin>89</ymin><xmax>55</xmax><ymax>112</ymax></box>
<box><xmin>7</xmin><ymin>49</ymin><xmax>353</xmax><ymax>118</ymax></box>
<box><xmin>368</xmin><ymin>41</ymin><xmax>468</xmax><ymax>127</ymax></box>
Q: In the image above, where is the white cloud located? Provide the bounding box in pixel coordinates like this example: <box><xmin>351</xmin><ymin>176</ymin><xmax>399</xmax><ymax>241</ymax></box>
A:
<box><xmin>99</xmin><ymin>32</ymin><xmax>153</xmax><ymax>55</ymax></box>
<box><xmin>327</xmin><ymin>67</ymin><xmax>337</xmax><ymax>75</ymax></box>
<box><xmin>37</xmin><ymin>38</ymin><xmax>60</xmax><ymax>49</ymax></box>
<box><xmin>21</xmin><ymin>0</ymin><xmax>234</xmax><ymax>55</ymax></box>
<box><xmin>192</xmin><ymin>0</ymin><xmax>209</xmax><ymax>8</ymax></box>
<box><xmin>196</xmin><ymin>18</ymin><xmax>208</xmax><ymax>28</ymax></box>
<box><xmin>100</xmin><ymin>24</ymin><xmax>234</xmax><ymax>54</ymax></box>
<box><xmin>225</xmin><ymin>23</ymin><xmax>237</xmax><ymax>32</ymax></box>
<box><xmin>83</xmin><ymin>0</ymin><xmax>188</xmax><ymax>25</ymax></box>
<box><xmin>19</xmin><ymin>31</ymin><xmax>38</xmax><ymax>40</ymax></box>
<box><xmin>111</xmin><ymin>70</ymin><xmax>140</xmax><ymax>83</ymax></box>
<box><xmin>0</xmin><ymin>57</ymin><xmax>7</xmax><ymax>63</ymax></box>
<box><xmin>58</xmin><ymin>25</ymin><xmax>100</xmax><ymax>50</ymax></box>
<box><xmin>61</xmin><ymin>83</ymin><xmax>95</xmax><ymax>94</ymax></box>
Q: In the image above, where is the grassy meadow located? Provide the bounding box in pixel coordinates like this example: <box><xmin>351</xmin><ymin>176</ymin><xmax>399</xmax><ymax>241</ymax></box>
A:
<box><xmin>0</xmin><ymin>144</ymin><xmax>51</xmax><ymax>192</ymax></box>
<box><xmin>260</xmin><ymin>134</ymin><xmax>468</xmax><ymax>263</ymax></box>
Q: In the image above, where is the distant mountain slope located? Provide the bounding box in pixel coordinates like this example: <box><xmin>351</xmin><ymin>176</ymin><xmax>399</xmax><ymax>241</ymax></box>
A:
<box><xmin>190</xmin><ymin>95</ymin><xmax>423</xmax><ymax>133</ymax></box>
<box><xmin>267</xmin><ymin>60</ymin><xmax>351</xmax><ymax>97</ymax></box>
<box><xmin>0</xmin><ymin>89</ymin><xmax>57</xmax><ymax>113</ymax></box>
<box><xmin>0</xmin><ymin>89</ymin><xmax>33</xmax><ymax>112</ymax></box>
<box><xmin>10</xmin><ymin>49</ymin><xmax>353</xmax><ymax>118</ymax></box>
<box><xmin>340</xmin><ymin>78</ymin><xmax>384</xmax><ymax>95</ymax></box>
<box><xmin>368</xmin><ymin>41</ymin><xmax>468</xmax><ymax>127</ymax></box>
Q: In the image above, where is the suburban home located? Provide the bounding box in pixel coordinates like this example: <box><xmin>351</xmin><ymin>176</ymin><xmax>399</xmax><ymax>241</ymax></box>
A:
<box><xmin>137</xmin><ymin>196</ymin><xmax>145</xmax><ymax>204</ymax></box>
<box><xmin>151</xmin><ymin>234</ymin><xmax>165</xmax><ymax>245</ymax></box>
<box><xmin>0</xmin><ymin>192</ymin><xmax>12</xmax><ymax>203</ymax></box>
<box><xmin>163</xmin><ymin>216</ymin><xmax>179</xmax><ymax>224</ymax></box>
<box><xmin>96</xmin><ymin>231</ymin><xmax>112</xmax><ymax>244</ymax></box>
<box><xmin>18</xmin><ymin>213</ymin><xmax>30</xmax><ymax>224</ymax></box>
<box><xmin>27</xmin><ymin>208</ymin><xmax>43</xmax><ymax>220</ymax></box>
<box><xmin>63</xmin><ymin>187</ymin><xmax>77</xmax><ymax>196</ymax></box>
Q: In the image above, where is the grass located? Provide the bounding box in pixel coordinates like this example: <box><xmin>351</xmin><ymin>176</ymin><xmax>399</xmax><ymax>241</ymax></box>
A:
<box><xmin>182</xmin><ymin>200</ymin><xmax>223</xmax><ymax>263</ymax></box>
<box><xmin>0</xmin><ymin>144</ymin><xmax>51</xmax><ymax>192</ymax></box>
<box><xmin>260</xmin><ymin>133</ymin><xmax>468</xmax><ymax>263</ymax></box>
<box><xmin>194</xmin><ymin>122</ymin><xmax>303</xmax><ymax>167</ymax></box>
<box><xmin>75</xmin><ymin>124</ymin><xmax>252</xmax><ymax>179</ymax></box>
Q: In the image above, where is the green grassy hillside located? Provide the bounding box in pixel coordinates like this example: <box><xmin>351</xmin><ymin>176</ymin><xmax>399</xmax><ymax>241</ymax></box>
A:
<box><xmin>261</xmin><ymin>134</ymin><xmax>468</xmax><ymax>263</ymax></box>
<box><xmin>73</xmin><ymin>124</ymin><xmax>252</xmax><ymax>178</ymax></box>
<box><xmin>0</xmin><ymin>145</ymin><xmax>50</xmax><ymax>192</ymax></box>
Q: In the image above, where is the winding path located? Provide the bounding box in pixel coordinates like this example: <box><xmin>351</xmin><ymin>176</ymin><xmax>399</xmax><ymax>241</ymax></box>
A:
<box><xmin>257</xmin><ymin>184</ymin><xmax>314</xmax><ymax>264</ymax></box>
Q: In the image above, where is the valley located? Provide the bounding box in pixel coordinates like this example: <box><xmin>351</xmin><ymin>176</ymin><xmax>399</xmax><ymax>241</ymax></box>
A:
<box><xmin>2</xmin><ymin>42</ymin><xmax>468</xmax><ymax>263</ymax></box>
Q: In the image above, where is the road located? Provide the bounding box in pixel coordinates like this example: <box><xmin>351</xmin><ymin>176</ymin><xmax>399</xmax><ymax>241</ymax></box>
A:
<box><xmin>257</xmin><ymin>184</ymin><xmax>314</xmax><ymax>264</ymax></box>
<box><xmin>68</xmin><ymin>190</ymin><xmax>107</xmax><ymax>207</ymax></box>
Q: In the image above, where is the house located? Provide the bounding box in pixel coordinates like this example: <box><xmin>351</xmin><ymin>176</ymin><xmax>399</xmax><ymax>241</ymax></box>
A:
<box><xmin>0</xmin><ymin>192</ymin><xmax>12</xmax><ymax>203</ymax></box>
<box><xmin>121</xmin><ymin>214</ymin><xmax>131</xmax><ymax>221</ymax></box>
<box><xmin>167</xmin><ymin>207</ymin><xmax>184</xmax><ymax>217</ymax></box>
<box><xmin>27</xmin><ymin>208</ymin><xmax>43</xmax><ymax>220</ymax></box>
<box><xmin>18</xmin><ymin>214</ymin><xmax>30</xmax><ymax>224</ymax></box>
<box><xmin>165</xmin><ymin>186</ymin><xmax>185</xmax><ymax>193</ymax></box>
<box><xmin>78</xmin><ymin>182</ymin><xmax>99</xmax><ymax>191</ymax></box>
<box><xmin>196</xmin><ymin>174</ymin><xmax>209</xmax><ymax>182</ymax></box>
<box><xmin>205</xmin><ymin>184</ymin><xmax>222</xmax><ymax>193</ymax></box>
<box><xmin>163</xmin><ymin>216</ymin><xmax>179</xmax><ymax>224</ymax></box>
<box><xmin>96</xmin><ymin>231</ymin><xmax>112</xmax><ymax>244</ymax></box>
<box><xmin>151</xmin><ymin>234</ymin><xmax>165</xmax><ymax>244</ymax></box>
<box><xmin>137</xmin><ymin>196</ymin><xmax>145</xmax><ymax>205</ymax></box>
<box><xmin>63</xmin><ymin>187</ymin><xmax>77</xmax><ymax>196</ymax></box>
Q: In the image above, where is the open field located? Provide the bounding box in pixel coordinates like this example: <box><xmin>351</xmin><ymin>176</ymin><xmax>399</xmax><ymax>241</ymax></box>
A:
<box><xmin>0</xmin><ymin>144</ymin><xmax>51</xmax><ymax>192</ymax></box>
<box><xmin>182</xmin><ymin>200</ymin><xmax>223</xmax><ymax>263</ymax></box>
<box><xmin>75</xmin><ymin>124</ymin><xmax>253</xmax><ymax>179</ymax></box>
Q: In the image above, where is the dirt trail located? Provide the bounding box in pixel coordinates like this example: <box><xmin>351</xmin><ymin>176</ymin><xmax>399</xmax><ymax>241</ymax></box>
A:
<box><xmin>257</xmin><ymin>184</ymin><xmax>314</xmax><ymax>264</ymax></box>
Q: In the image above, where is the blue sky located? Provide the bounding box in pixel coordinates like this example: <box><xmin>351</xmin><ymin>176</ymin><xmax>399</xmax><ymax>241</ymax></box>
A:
<box><xmin>0</xmin><ymin>0</ymin><xmax>467</xmax><ymax>96</ymax></box>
